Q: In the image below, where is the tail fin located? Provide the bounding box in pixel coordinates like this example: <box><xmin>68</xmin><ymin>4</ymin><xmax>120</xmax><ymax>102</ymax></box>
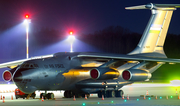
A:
<box><xmin>128</xmin><ymin>3</ymin><xmax>180</xmax><ymax>57</ymax></box>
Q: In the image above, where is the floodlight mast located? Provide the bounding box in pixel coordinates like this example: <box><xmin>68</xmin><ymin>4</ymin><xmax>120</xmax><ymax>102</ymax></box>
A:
<box><xmin>68</xmin><ymin>31</ymin><xmax>75</xmax><ymax>52</ymax></box>
<box><xmin>24</xmin><ymin>14</ymin><xmax>31</xmax><ymax>59</ymax></box>
<box><xmin>71</xmin><ymin>42</ymin><xmax>73</xmax><ymax>52</ymax></box>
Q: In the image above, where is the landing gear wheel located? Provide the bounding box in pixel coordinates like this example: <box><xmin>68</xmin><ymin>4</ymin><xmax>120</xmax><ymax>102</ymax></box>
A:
<box><xmin>64</xmin><ymin>91</ymin><xmax>68</xmax><ymax>98</ymax></box>
<box><xmin>67</xmin><ymin>91</ymin><xmax>70</xmax><ymax>98</ymax></box>
<box><xmin>32</xmin><ymin>92</ymin><xmax>36</xmax><ymax>99</ymax></box>
<box><xmin>68</xmin><ymin>91</ymin><xmax>73</xmax><ymax>98</ymax></box>
<box><xmin>102</xmin><ymin>90</ymin><xmax>107</xmax><ymax>98</ymax></box>
<box><xmin>50</xmin><ymin>93</ymin><xmax>54</xmax><ymax>99</ymax></box>
<box><xmin>47</xmin><ymin>93</ymin><xmax>54</xmax><ymax>99</ymax></box>
<box><xmin>64</xmin><ymin>90</ymin><xmax>73</xmax><ymax>98</ymax></box>
<box><xmin>107</xmin><ymin>90</ymin><xmax>115</xmax><ymax>98</ymax></box>
<box><xmin>98</xmin><ymin>91</ymin><xmax>102</xmax><ymax>98</ymax></box>
<box><xmin>115</xmin><ymin>90</ymin><xmax>124</xmax><ymax>97</ymax></box>
<box><xmin>82</xmin><ymin>94</ymin><xmax>90</xmax><ymax>98</ymax></box>
<box><xmin>98</xmin><ymin>90</ymin><xmax>108</xmax><ymax>98</ymax></box>
<box><xmin>75</xmin><ymin>94</ymin><xmax>80</xmax><ymax>98</ymax></box>
<box><xmin>81</xmin><ymin>94</ymin><xmax>85</xmax><ymax>98</ymax></box>
<box><xmin>40</xmin><ymin>93</ymin><xmax>46</xmax><ymax>99</ymax></box>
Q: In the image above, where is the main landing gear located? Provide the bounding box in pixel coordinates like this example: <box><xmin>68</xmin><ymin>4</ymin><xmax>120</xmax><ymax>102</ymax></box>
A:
<box><xmin>97</xmin><ymin>90</ymin><xmax>123</xmax><ymax>98</ymax></box>
<box><xmin>64</xmin><ymin>90</ymin><xmax>74</xmax><ymax>98</ymax></box>
<box><xmin>63</xmin><ymin>90</ymin><xmax>123</xmax><ymax>98</ymax></box>
<box><xmin>64</xmin><ymin>90</ymin><xmax>90</xmax><ymax>98</ymax></box>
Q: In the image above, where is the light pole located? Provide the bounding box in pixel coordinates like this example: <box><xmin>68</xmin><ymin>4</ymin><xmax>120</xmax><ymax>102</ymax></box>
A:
<box><xmin>68</xmin><ymin>31</ymin><xmax>75</xmax><ymax>52</ymax></box>
<box><xmin>24</xmin><ymin>14</ymin><xmax>31</xmax><ymax>59</ymax></box>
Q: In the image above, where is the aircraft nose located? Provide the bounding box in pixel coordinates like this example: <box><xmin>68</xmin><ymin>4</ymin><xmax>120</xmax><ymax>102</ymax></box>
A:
<box><xmin>13</xmin><ymin>68</ymin><xmax>23</xmax><ymax>82</ymax></box>
<box><xmin>13</xmin><ymin>68</ymin><xmax>37</xmax><ymax>93</ymax></box>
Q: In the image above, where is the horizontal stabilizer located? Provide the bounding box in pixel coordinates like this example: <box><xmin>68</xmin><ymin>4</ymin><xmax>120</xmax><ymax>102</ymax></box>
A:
<box><xmin>126</xmin><ymin>3</ymin><xmax>180</xmax><ymax>10</ymax></box>
<box><xmin>125</xmin><ymin>5</ymin><xmax>146</xmax><ymax>10</ymax></box>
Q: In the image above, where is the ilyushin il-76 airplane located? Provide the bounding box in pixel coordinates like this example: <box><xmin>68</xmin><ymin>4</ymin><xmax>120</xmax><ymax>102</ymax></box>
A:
<box><xmin>1</xmin><ymin>3</ymin><xmax>180</xmax><ymax>99</ymax></box>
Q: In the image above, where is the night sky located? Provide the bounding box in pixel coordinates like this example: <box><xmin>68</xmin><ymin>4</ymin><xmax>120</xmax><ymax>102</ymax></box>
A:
<box><xmin>0</xmin><ymin>0</ymin><xmax>180</xmax><ymax>81</ymax></box>
<box><xmin>1</xmin><ymin>0</ymin><xmax>180</xmax><ymax>34</ymax></box>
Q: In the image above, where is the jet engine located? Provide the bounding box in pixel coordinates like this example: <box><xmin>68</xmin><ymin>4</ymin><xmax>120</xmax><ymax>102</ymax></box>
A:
<box><xmin>90</xmin><ymin>68</ymin><xmax>120</xmax><ymax>80</ymax></box>
<box><xmin>2</xmin><ymin>67</ymin><xmax>17</xmax><ymax>82</ymax></box>
<box><xmin>122</xmin><ymin>69</ymin><xmax>151</xmax><ymax>81</ymax></box>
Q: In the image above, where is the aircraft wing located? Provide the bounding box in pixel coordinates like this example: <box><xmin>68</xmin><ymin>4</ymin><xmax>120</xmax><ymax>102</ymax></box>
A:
<box><xmin>78</xmin><ymin>52</ymin><xmax>180</xmax><ymax>63</ymax></box>
<box><xmin>0</xmin><ymin>54</ymin><xmax>54</xmax><ymax>69</ymax></box>
<box><xmin>0</xmin><ymin>59</ymin><xmax>30</xmax><ymax>69</ymax></box>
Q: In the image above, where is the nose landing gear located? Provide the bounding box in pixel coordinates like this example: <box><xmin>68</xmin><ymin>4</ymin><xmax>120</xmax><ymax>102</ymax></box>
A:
<box><xmin>40</xmin><ymin>91</ymin><xmax>54</xmax><ymax>100</ymax></box>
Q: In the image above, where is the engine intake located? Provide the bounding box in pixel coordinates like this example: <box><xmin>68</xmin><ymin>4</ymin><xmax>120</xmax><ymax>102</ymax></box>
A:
<box><xmin>2</xmin><ymin>67</ymin><xmax>18</xmax><ymax>82</ymax></box>
<box><xmin>2</xmin><ymin>70</ymin><xmax>12</xmax><ymax>82</ymax></box>
<box><xmin>122</xmin><ymin>69</ymin><xmax>151</xmax><ymax>81</ymax></box>
<box><xmin>90</xmin><ymin>68</ymin><xmax>119</xmax><ymax>80</ymax></box>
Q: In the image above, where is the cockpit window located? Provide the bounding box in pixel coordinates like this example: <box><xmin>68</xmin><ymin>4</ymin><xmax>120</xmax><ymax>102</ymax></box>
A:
<box><xmin>34</xmin><ymin>64</ymin><xmax>39</xmax><ymax>68</ymax></box>
<box><xmin>25</xmin><ymin>64</ymin><xmax>29</xmax><ymax>68</ymax></box>
<box><xmin>30</xmin><ymin>65</ymin><xmax>33</xmax><ymax>68</ymax></box>
<box><xmin>20</xmin><ymin>63</ymin><xmax>39</xmax><ymax>69</ymax></box>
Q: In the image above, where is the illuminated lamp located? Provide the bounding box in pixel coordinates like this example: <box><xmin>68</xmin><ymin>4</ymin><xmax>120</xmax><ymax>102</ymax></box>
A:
<box><xmin>25</xmin><ymin>14</ymin><xmax>29</xmax><ymax>19</ymax></box>
<box><xmin>69</xmin><ymin>31</ymin><xmax>73</xmax><ymax>35</ymax></box>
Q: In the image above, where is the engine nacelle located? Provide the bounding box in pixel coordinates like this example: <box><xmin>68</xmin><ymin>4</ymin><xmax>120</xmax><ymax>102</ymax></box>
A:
<box><xmin>90</xmin><ymin>68</ymin><xmax>119</xmax><ymax>80</ymax></box>
<box><xmin>122</xmin><ymin>69</ymin><xmax>151</xmax><ymax>81</ymax></box>
<box><xmin>2</xmin><ymin>67</ymin><xmax>18</xmax><ymax>82</ymax></box>
<box><xmin>2</xmin><ymin>70</ymin><xmax>12</xmax><ymax>82</ymax></box>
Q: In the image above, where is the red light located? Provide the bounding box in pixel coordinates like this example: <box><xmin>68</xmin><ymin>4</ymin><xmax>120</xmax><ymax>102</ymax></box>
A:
<box><xmin>69</xmin><ymin>31</ymin><xmax>73</xmax><ymax>35</ymax></box>
<box><xmin>25</xmin><ymin>14</ymin><xmax>29</xmax><ymax>19</ymax></box>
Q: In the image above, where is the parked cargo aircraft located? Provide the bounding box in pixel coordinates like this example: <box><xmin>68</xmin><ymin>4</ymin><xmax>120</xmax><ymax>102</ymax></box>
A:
<box><xmin>1</xmin><ymin>3</ymin><xmax>180</xmax><ymax>99</ymax></box>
